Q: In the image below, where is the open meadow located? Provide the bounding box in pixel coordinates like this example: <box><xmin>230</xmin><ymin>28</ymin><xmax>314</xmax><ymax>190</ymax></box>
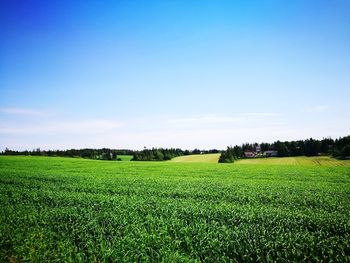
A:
<box><xmin>1</xmin><ymin>156</ymin><xmax>350</xmax><ymax>262</ymax></box>
<box><xmin>169</xmin><ymin>154</ymin><xmax>221</xmax><ymax>163</ymax></box>
<box><xmin>116</xmin><ymin>155</ymin><xmax>134</xmax><ymax>161</ymax></box>
<box><xmin>235</xmin><ymin>156</ymin><xmax>350</xmax><ymax>166</ymax></box>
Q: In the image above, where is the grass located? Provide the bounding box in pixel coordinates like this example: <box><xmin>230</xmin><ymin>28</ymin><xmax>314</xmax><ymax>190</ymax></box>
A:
<box><xmin>116</xmin><ymin>155</ymin><xmax>133</xmax><ymax>161</ymax></box>
<box><xmin>171</xmin><ymin>154</ymin><xmax>350</xmax><ymax>166</ymax></box>
<box><xmin>236</xmin><ymin>156</ymin><xmax>350</xmax><ymax>166</ymax></box>
<box><xmin>169</xmin><ymin>153</ymin><xmax>220</xmax><ymax>163</ymax></box>
<box><xmin>0</xmin><ymin>156</ymin><xmax>350</xmax><ymax>262</ymax></box>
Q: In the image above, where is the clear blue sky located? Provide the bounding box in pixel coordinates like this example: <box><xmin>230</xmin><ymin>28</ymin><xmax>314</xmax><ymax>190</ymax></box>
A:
<box><xmin>1</xmin><ymin>0</ymin><xmax>349</xmax><ymax>150</ymax></box>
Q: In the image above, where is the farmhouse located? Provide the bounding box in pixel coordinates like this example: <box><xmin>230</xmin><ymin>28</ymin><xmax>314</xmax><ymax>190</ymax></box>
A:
<box><xmin>264</xmin><ymin>150</ymin><xmax>278</xmax><ymax>157</ymax></box>
<box><xmin>244</xmin><ymin>144</ymin><xmax>279</xmax><ymax>158</ymax></box>
<box><xmin>244</xmin><ymin>151</ymin><xmax>255</xmax><ymax>158</ymax></box>
<box><xmin>256</xmin><ymin>145</ymin><xmax>261</xmax><ymax>153</ymax></box>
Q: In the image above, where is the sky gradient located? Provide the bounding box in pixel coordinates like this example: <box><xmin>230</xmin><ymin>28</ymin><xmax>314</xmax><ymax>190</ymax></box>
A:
<box><xmin>1</xmin><ymin>0</ymin><xmax>350</xmax><ymax>150</ymax></box>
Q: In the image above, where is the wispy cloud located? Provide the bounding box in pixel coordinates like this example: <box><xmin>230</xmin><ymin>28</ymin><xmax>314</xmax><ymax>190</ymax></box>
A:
<box><xmin>167</xmin><ymin>115</ymin><xmax>241</xmax><ymax>125</ymax></box>
<box><xmin>237</xmin><ymin>112</ymin><xmax>282</xmax><ymax>117</ymax></box>
<box><xmin>0</xmin><ymin>107</ymin><xmax>50</xmax><ymax>116</ymax></box>
<box><xmin>0</xmin><ymin>112</ymin><xmax>284</xmax><ymax>149</ymax></box>
<box><xmin>1</xmin><ymin>110</ymin><xmax>349</xmax><ymax>150</ymax></box>
<box><xmin>0</xmin><ymin>119</ymin><xmax>123</xmax><ymax>135</ymax></box>
<box><xmin>165</xmin><ymin>113</ymin><xmax>282</xmax><ymax>129</ymax></box>
<box><xmin>307</xmin><ymin>105</ymin><xmax>330</xmax><ymax>113</ymax></box>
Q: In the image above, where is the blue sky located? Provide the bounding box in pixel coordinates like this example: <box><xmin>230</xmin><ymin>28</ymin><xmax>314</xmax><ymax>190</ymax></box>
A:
<box><xmin>1</xmin><ymin>0</ymin><xmax>349</xmax><ymax>150</ymax></box>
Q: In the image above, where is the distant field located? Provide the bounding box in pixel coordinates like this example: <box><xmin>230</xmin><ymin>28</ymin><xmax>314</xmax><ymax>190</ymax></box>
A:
<box><xmin>116</xmin><ymin>155</ymin><xmax>133</xmax><ymax>161</ymax></box>
<box><xmin>236</xmin><ymin>156</ymin><xmax>350</xmax><ymax>166</ymax></box>
<box><xmin>169</xmin><ymin>153</ymin><xmax>220</xmax><ymax>163</ymax></box>
<box><xmin>1</xmin><ymin>156</ymin><xmax>350</xmax><ymax>262</ymax></box>
<box><xmin>170</xmin><ymin>154</ymin><xmax>350</xmax><ymax>166</ymax></box>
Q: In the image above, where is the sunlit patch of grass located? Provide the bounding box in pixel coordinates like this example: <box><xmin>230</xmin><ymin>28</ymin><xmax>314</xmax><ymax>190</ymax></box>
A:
<box><xmin>169</xmin><ymin>153</ymin><xmax>220</xmax><ymax>163</ymax></box>
<box><xmin>235</xmin><ymin>156</ymin><xmax>350</xmax><ymax>166</ymax></box>
<box><xmin>116</xmin><ymin>155</ymin><xmax>133</xmax><ymax>161</ymax></box>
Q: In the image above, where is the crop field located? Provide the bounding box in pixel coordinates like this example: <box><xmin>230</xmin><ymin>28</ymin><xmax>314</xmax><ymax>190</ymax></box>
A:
<box><xmin>236</xmin><ymin>156</ymin><xmax>350</xmax><ymax>166</ymax></box>
<box><xmin>1</xmin><ymin>156</ymin><xmax>350</xmax><ymax>262</ymax></box>
<box><xmin>116</xmin><ymin>155</ymin><xmax>133</xmax><ymax>161</ymax></box>
<box><xmin>169</xmin><ymin>153</ymin><xmax>220</xmax><ymax>163</ymax></box>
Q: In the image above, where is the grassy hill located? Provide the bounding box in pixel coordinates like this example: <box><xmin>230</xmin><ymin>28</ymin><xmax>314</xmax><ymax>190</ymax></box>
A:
<box><xmin>236</xmin><ymin>156</ymin><xmax>350</xmax><ymax>166</ymax></box>
<box><xmin>116</xmin><ymin>155</ymin><xmax>133</xmax><ymax>161</ymax></box>
<box><xmin>169</xmin><ymin>153</ymin><xmax>220</xmax><ymax>163</ymax></box>
<box><xmin>1</xmin><ymin>156</ymin><xmax>349</xmax><ymax>262</ymax></box>
<box><xmin>170</xmin><ymin>154</ymin><xmax>350</xmax><ymax>166</ymax></box>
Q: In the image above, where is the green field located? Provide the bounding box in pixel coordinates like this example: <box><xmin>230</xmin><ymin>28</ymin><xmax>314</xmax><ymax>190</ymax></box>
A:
<box><xmin>1</xmin><ymin>156</ymin><xmax>350</xmax><ymax>262</ymax></box>
<box><xmin>236</xmin><ymin>156</ymin><xmax>350</xmax><ymax>166</ymax></box>
<box><xmin>171</xmin><ymin>154</ymin><xmax>350</xmax><ymax>166</ymax></box>
<box><xmin>116</xmin><ymin>155</ymin><xmax>133</xmax><ymax>161</ymax></box>
<box><xmin>169</xmin><ymin>153</ymin><xmax>220</xmax><ymax>163</ymax></box>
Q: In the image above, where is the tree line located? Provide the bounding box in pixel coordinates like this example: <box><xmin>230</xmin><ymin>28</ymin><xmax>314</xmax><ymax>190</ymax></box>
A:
<box><xmin>1</xmin><ymin>148</ymin><xmax>134</xmax><ymax>160</ymax></box>
<box><xmin>0</xmin><ymin>147</ymin><xmax>219</xmax><ymax>161</ymax></box>
<box><xmin>132</xmin><ymin>148</ymin><xmax>220</xmax><ymax>161</ymax></box>
<box><xmin>132</xmin><ymin>148</ymin><xmax>184</xmax><ymax>161</ymax></box>
<box><xmin>219</xmin><ymin>135</ymin><xmax>350</xmax><ymax>163</ymax></box>
<box><xmin>2</xmin><ymin>135</ymin><xmax>349</xmax><ymax>162</ymax></box>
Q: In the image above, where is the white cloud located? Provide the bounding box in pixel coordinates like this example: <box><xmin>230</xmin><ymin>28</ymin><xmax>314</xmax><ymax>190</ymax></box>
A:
<box><xmin>0</xmin><ymin>107</ymin><xmax>47</xmax><ymax>116</ymax></box>
<box><xmin>1</xmin><ymin>111</ymin><xmax>349</xmax><ymax>150</ymax></box>
<box><xmin>0</xmin><ymin>119</ymin><xmax>123</xmax><ymax>135</ymax></box>
<box><xmin>307</xmin><ymin>105</ymin><xmax>330</xmax><ymax>113</ymax></box>
<box><xmin>236</xmin><ymin>112</ymin><xmax>282</xmax><ymax>117</ymax></box>
<box><xmin>166</xmin><ymin>115</ymin><xmax>242</xmax><ymax>125</ymax></box>
<box><xmin>164</xmin><ymin>113</ymin><xmax>282</xmax><ymax>131</ymax></box>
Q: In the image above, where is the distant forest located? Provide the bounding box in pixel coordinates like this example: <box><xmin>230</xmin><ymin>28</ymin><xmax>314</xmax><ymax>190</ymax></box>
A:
<box><xmin>219</xmin><ymin>135</ymin><xmax>350</xmax><ymax>163</ymax></box>
<box><xmin>1</xmin><ymin>135</ymin><xmax>349</xmax><ymax>162</ymax></box>
<box><xmin>0</xmin><ymin>147</ymin><xmax>218</xmax><ymax>161</ymax></box>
